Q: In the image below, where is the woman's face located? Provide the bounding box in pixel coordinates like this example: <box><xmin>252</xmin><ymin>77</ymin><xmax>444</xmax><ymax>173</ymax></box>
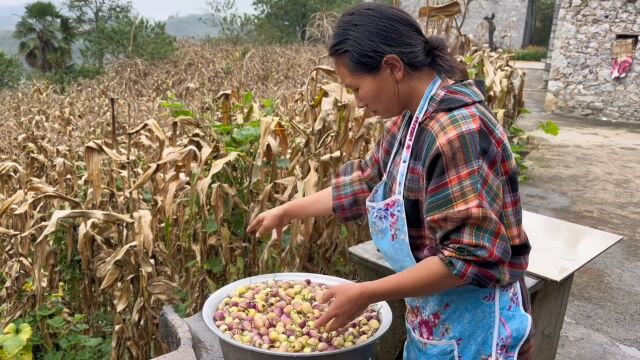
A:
<box><xmin>333</xmin><ymin>57</ymin><xmax>401</xmax><ymax>119</ymax></box>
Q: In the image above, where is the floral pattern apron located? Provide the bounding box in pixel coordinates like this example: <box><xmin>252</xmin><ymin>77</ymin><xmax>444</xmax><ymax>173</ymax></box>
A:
<box><xmin>365</xmin><ymin>77</ymin><xmax>532</xmax><ymax>359</ymax></box>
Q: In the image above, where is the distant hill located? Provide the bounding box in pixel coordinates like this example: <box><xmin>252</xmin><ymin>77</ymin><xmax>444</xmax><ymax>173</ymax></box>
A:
<box><xmin>0</xmin><ymin>11</ymin><xmax>220</xmax><ymax>60</ymax></box>
<box><xmin>0</xmin><ymin>30</ymin><xmax>19</xmax><ymax>56</ymax></box>
<box><xmin>0</xmin><ymin>4</ymin><xmax>23</xmax><ymax>56</ymax></box>
<box><xmin>165</xmin><ymin>13</ymin><xmax>219</xmax><ymax>39</ymax></box>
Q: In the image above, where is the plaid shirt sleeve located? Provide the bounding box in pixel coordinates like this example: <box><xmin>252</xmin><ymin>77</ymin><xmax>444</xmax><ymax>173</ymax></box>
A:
<box><xmin>331</xmin><ymin>135</ymin><xmax>384</xmax><ymax>222</ymax></box>
<box><xmin>425</xmin><ymin>112</ymin><xmax>528</xmax><ymax>287</ymax></box>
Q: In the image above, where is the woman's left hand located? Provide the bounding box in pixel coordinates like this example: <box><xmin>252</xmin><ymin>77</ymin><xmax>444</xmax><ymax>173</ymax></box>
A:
<box><xmin>315</xmin><ymin>282</ymin><xmax>372</xmax><ymax>332</ymax></box>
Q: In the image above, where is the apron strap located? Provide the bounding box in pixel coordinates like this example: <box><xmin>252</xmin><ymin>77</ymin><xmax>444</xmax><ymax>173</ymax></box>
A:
<box><xmin>394</xmin><ymin>76</ymin><xmax>441</xmax><ymax>198</ymax></box>
<box><xmin>383</xmin><ymin>112</ymin><xmax>411</xmax><ymax>177</ymax></box>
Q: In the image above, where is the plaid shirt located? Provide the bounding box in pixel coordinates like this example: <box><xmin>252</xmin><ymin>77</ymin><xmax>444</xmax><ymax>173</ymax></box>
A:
<box><xmin>332</xmin><ymin>80</ymin><xmax>530</xmax><ymax>288</ymax></box>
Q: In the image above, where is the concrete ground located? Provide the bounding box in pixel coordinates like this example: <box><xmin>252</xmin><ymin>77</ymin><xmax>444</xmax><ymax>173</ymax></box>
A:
<box><xmin>518</xmin><ymin>89</ymin><xmax>640</xmax><ymax>359</ymax></box>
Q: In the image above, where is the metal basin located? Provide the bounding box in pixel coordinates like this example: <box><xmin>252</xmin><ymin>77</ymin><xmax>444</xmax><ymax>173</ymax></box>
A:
<box><xmin>202</xmin><ymin>272</ymin><xmax>393</xmax><ymax>360</ymax></box>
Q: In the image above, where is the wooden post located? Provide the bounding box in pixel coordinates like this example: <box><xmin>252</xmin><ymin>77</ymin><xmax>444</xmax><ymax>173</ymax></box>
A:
<box><xmin>531</xmin><ymin>275</ymin><xmax>574</xmax><ymax>360</ymax></box>
<box><xmin>110</xmin><ymin>97</ymin><xmax>118</xmax><ymax>148</ymax></box>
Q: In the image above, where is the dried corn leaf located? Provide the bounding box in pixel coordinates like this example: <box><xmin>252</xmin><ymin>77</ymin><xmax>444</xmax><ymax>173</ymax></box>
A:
<box><xmin>133</xmin><ymin>210</ymin><xmax>154</xmax><ymax>255</ymax></box>
<box><xmin>14</xmin><ymin>192</ymin><xmax>81</xmax><ymax>214</ymax></box>
<box><xmin>418</xmin><ymin>1</ymin><xmax>462</xmax><ymax>19</ymax></box>
<box><xmin>0</xmin><ymin>227</ymin><xmax>19</xmax><ymax>236</ymax></box>
<box><xmin>128</xmin><ymin>164</ymin><xmax>160</xmax><ymax>194</ymax></box>
<box><xmin>0</xmin><ymin>190</ymin><xmax>25</xmax><ymax>217</ymax></box>
<box><xmin>35</xmin><ymin>210</ymin><xmax>134</xmax><ymax>245</ymax></box>
<box><xmin>128</xmin><ymin>119</ymin><xmax>166</xmax><ymax>158</ymax></box>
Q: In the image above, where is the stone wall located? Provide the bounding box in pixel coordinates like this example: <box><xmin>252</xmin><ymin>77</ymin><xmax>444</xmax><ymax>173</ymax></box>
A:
<box><xmin>545</xmin><ymin>0</ymin><xmax>640</xmax><ymax>122</ymax></box>
<box><xmin>397</xmin><ymin>0</ymin><xmax>532</xmax><ymax>49</ymax></box>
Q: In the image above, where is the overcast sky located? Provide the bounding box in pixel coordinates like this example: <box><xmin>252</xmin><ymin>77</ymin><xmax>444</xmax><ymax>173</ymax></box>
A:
<box><xmin>0</xmin><ymin>0</ymin><xmax>255</xmax><ymax>20</ymax></box>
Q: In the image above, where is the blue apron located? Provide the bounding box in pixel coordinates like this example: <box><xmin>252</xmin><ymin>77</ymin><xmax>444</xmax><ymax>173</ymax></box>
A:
<box><xmin>365</xmin><ymin>77</ymin><xmax>532</xmax><ymax>359</ymax></box>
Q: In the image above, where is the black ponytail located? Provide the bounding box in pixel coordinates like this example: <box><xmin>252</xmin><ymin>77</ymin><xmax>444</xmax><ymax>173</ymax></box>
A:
<box><xmin>329</xmin><ymin>3</ymin><xmax>468</xmax><ymax>81</ymax></box>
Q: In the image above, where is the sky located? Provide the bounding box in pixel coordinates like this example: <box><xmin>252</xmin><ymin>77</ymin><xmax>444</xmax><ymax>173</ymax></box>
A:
<box><xmin>0</xmin><ymin>0</ymin><xmax>255</xmax><ymax>20</ymax></box>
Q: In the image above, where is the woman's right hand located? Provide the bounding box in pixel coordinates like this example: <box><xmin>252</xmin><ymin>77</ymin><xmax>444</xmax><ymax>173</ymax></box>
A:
<box><xmin>246</xmin><ymin>205</ymin><xmax>291</xmax><ymax>239</ymax></box>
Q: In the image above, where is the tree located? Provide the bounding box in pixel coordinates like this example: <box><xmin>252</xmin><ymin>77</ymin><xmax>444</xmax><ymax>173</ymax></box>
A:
<box><xmin>13</xmin><ymin>2</ymin><xmax>76</xmax><ymax>73</ymax></box>
<box><xmin>101</xmin><ymin>14</ymin><xmax>177</xmax><ymax>62</ymax></box>
<box><xmin>205</xmin><ymin>0</ymin><xmax>255</xmax><ymax>44</ymax></box>
<box><xmin>0</xmin><ymin>50</ymin><xmax>22</xmax><ymax>89</ymax></box>
<box><xmin>65</xmin><ymin>0</ymin><xmax>132</xmax><ymax>68</ymax></box>
<box><xmin>252</xmin><ymin>0</ymin><xmax>359</xmax><ymax>43</ymax></box>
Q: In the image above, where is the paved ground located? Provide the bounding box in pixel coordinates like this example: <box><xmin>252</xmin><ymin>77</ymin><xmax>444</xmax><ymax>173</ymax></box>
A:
<box><xmin>519</xmin><ymin>89</ymin><xmax>640</xmax><ymax>359</ymax></box>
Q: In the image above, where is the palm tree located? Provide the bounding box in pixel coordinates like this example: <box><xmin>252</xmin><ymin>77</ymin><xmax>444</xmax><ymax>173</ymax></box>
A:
<box><xmin>13</xmin><ymin>2</ymin><xmax>76</xmax><ymax>73</ymax></box>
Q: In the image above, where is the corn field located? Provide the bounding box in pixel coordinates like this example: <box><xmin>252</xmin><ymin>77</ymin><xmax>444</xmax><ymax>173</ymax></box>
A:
<box><xmin>0</xmin><ymin>42</ymin><xmax>527</xmax><ymax>359</ymax></box>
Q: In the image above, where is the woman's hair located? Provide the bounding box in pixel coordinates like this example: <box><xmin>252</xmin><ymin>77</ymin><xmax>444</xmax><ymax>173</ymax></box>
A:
<box><xmin>329</xmin><ymin>3</ymin><xmax>468</xmax><ymax>81</ymax></box>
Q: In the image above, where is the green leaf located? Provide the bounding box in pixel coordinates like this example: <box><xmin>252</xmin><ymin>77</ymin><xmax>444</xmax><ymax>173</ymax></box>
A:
<box><xmin>206</xmin><ymin>216</ymin><xmax>218</xmax><ymax>235</ymax></box>
<box><xmin>276</xmin><ymin>158</ymin><xmax>289</xmax><ymax>169</ymax></box>
<box><xmin>203</xmin><ymin>257</ymin><xmax>224</xmax><ymax>273</ymax></box>
<box><xmin>0</xmin><ymin>323</ymin><xmax>31</xmax><ymax>358</ymax></box>
<box><xmin>213</xmin><ymin>124</ymin><xmax>234</xmax><ymax>135</ymax></box>
<box><xmin>538</xmin><ymin>120</ymin><xmax>559</xmax><ymax>136</ymax></box>
<box><xmin>519</xmin><ymin>107</ymin><xmax>532</xmax><ymax>115</ymax></box>
<box><xmin>236</xmin><ymin>257</ymin><xmax>244</xmax><ymax>276</ymax></box>
<box><xmin>46</xmin><ymin>316</ymin><xmax>66</xmax><ymax>329</ymax></box>
<box><xmin>231</xmin><ymin>127</ymin><xmax>260</xmax><ymax>145</ymax></box>
<box><xmin>510</xmin><ymin>144</ymin><xmax>526</xmax><ymax>153</ymax></box>
<box><xmin>15</xmin><ymin>324</ymin><xmax>32</xmax><ymax>344</ymax></box>
<box><xmin>173</xmin><ymin>303</ymin><xmax>189</xmax><ymax>318</ymax></box>
<box><xmin>43</xmin><ymin>351</ymin><xmax>64</xmax><ymax>360</ymax></box>
<box><xmin>339</xmin><ymin>225</ymin><xmax>348</xmax><ymax>238</ymax></box>
<box><xmin>509</xmin><ymin>125</ymin><xmax>526</xmax><ymax>137</ymax></box>
<box><xmin>115</xmin><ymin>178</ymin><xmax>124</xmax><ymax>191</ymax></box>
<box><xmin>261</xmin><ymin>99</ymin><xmax>275</xmax><ymax>115</ymax></box>
<box><xmin>35</xmin><ymin>306</ymin><xmax>55</xmax><ymax>318</ymax></box>
<box><xmin>79</xmin><ymin>336</ymin><xmax>103</xmax><ymax>347</ymax></box>
<box><xmin>0</xmin><ymin>335</ymin><xmax>26</xmax><ymax>358</ymax></box>
<box><xmin>58</xmin><ymin>336</ymin><xmax>74</xmax><ymax>350</ymax></box>
<box><xmin>142</xmin><ymin>189</ymin><xmax>153</xmax><ymax>204</ymax></box>
<box><xmin>14</xmin><ymin>343</ymin><xmax>32</xmax><ymax>360</ymax></box>
<box><xmin>171</xmin><ymin>109</ymin><xmax>194</xmax><ymax>118</ymax></box>
<box><xmin>242</xmin><ymin>91</ymin><xmax>254</xmax><ymax>108</ymax></box>
<box><xmin>72</xmin><ymin>323</ymin><xmax>89</xmax><ymax>332</ymax></box>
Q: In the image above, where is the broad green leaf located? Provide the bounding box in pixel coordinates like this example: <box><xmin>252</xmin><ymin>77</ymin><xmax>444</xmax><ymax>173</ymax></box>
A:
<box><xmin>509</xmin><ymin>125</ymin><xmax>525</xmax><ymax>137</ymax></box>
<box><xmin>171</xmin><ymin>109</ymin><xmax>194</xmax><ymax>118</ymax></box>
<box><xmin>203</xmin><ymin>257</ymin><xmax>224</xmax><ymax>273</ymax></box>
<box><xmin>35</xmin><ymin>306</ymin><xmax>55</xmax><ymax>318</ymax></box>
<box><xmin>0</xmin><ymin>323</ymin><xmax>32</xmax><ymax>358</ymax></box>
<box><xmin>213</xmin><ymin>124</ymin><xmax>233</xmax><ymax>135</ymax></box>
<box><xmin>242</xmin><ymin>91</ymin><xmax>254</xmax><ymax>108</ymax></box>
<box><xmin>78</xmin><ymin>336</ymin><xmax>103</xmax><ymax>347</ymax></box>
<box><xmin>0</xmin><ymin>334</ymin><xmax>25</xmax><ymax>357</ymax></box>
<box><xmin>261</xmin><ymin>99</ymin><xmax>275</xmax><ymax>115</ymax></box>
<box><xmin>206</xmin><ymin>216</ymin><xmax>218</xmax><ymax>235</ymax></box>
<box><xmin>46</xmin><ymin>316</ymin><xmax>66</xmax><ymax>329</ymax></box>
<box><xmin>538</xmin><ymin>120</ymin><xmax>559</xmax><ymax>136</ymax></box>
<box><xmin>232</xmin><ymin>127</ymin><xmax>260</xmax><ymax>145</ymax></box>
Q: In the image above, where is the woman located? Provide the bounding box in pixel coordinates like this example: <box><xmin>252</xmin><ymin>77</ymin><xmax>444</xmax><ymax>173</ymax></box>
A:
<box><xmin>248</xmin><ymin>3</ymin><xmax>533</xmax><ymax>359</ymax></box>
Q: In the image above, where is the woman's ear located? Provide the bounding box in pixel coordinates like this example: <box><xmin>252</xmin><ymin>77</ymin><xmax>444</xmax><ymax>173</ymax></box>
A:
<box><xmin>381</xmin><ymin>55</ymin><xmax>405</xmax><ymax>81</ymax></box>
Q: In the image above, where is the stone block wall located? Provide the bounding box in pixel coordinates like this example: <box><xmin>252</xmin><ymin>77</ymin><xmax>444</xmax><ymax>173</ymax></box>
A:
<box><xmin>545</xmin><ymin>0</ymin><xmax>640</xmax><ymax>122</ymax></box>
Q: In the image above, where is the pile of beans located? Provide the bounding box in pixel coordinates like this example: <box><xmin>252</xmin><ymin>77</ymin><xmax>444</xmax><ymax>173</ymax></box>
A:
<box><xmin>213</xmin><ymin>279</ymin><xmax>380</xmax><ymax>353</ymax></box>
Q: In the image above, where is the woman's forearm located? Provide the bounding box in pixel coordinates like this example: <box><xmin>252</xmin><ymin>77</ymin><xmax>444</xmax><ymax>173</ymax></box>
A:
<box><xmin>362</xmin><ymin>256</ymin><xmax>467</xmax><ymax>303</ymax></box>
<box><xmin>282</xmin><ymin>186</ymin><xmax>333</xmax><ymax>221</ymax></box>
